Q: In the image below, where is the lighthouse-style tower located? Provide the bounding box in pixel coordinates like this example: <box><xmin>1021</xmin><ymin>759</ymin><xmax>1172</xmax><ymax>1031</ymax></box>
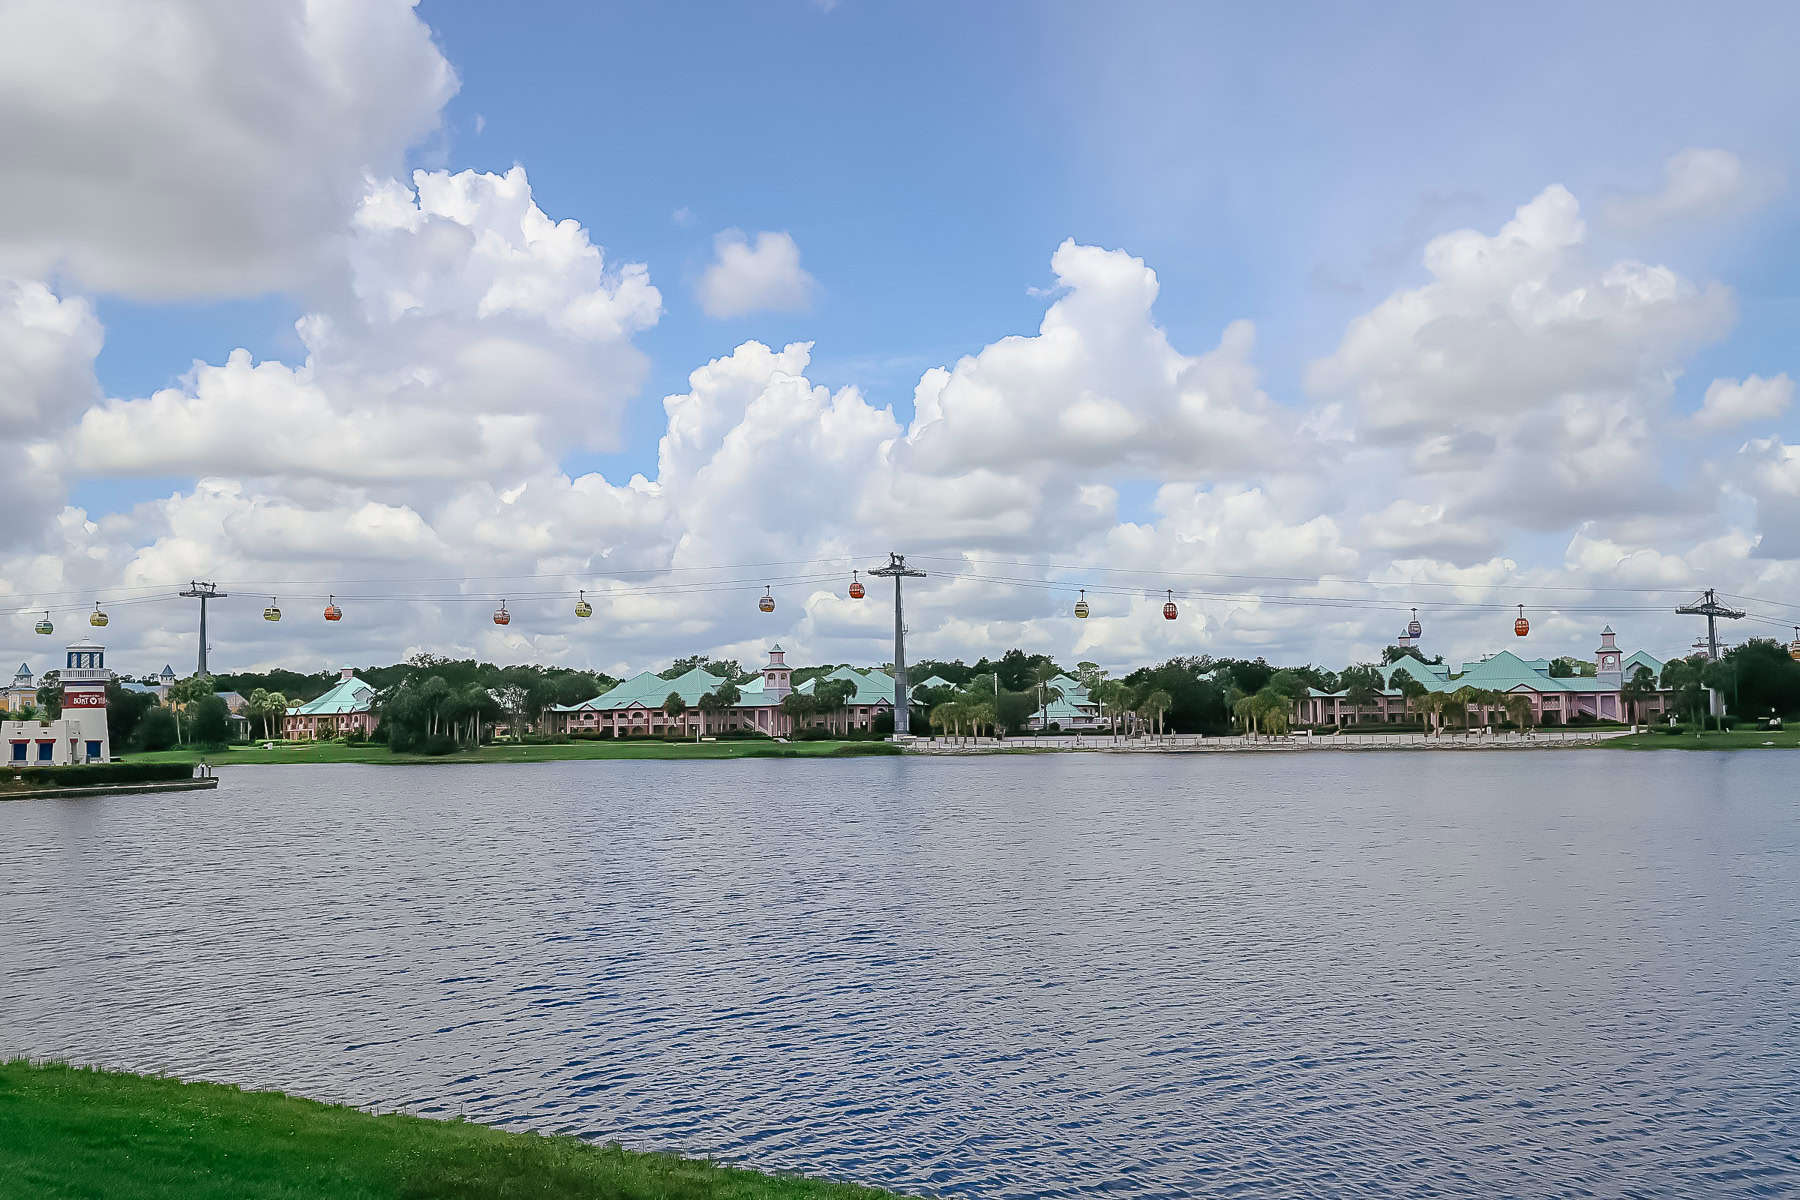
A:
<box><xmin>59</xmin><ymin>639</ymin><xmax>112</xmax><ymax>762</ymax></box>
<box><xmin>762</xmin><ymin>645</ymin><xmax>792</xmax><ymax>702</ymax></box>
<box><xmin>1594</xmin><ymin>626</ymin><xmax>1623</xmax><ymax>691</ymax></box>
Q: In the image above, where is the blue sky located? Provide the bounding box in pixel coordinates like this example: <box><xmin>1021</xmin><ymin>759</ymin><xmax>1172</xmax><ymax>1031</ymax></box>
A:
<box><xmin>10</xmin><ymin>0</ymin><xmax>1800</xmax><ymax>673</ymax></box>
<box><xmin>80</xmin><ymin>0</ymin><xmax>1797</xmax><ymax>513</ymax></box>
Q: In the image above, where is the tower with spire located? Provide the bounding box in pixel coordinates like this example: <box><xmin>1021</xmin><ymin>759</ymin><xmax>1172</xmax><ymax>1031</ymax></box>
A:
<box><xmin>762</xmin><ymin>646</ymin><xmax>792</xmax><ymax>702</ymax></box>
<box><xmin>1594</xmin><ymin>626</ymin><xmax>1623</xmax><ymax>690</ymax></box>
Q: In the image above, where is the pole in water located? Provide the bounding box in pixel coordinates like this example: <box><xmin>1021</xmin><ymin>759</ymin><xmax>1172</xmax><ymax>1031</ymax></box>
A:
<box><xmin>869</xmin><ymin>552</ymin><xmax>925</xmax><ymax>736</ymax></box>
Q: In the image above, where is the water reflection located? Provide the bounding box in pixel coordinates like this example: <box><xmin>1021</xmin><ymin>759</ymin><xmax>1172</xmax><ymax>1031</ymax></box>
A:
<box><xmin>3</xmin><ymin>752</ymin><xmax>1797</xmax><ymax>1197</ymax></box>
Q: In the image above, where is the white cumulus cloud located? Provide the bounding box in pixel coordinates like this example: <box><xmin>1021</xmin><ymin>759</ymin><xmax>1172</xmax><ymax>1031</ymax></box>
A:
<box><xmin>1605</xmin><ymin>147</ymin><xmax>1775</xmax><ymax>231</ymax></box>
<box><xmin>1694</xmin><ymin>373</ymin><xmax>1793</xmax><ymax>431</ymax></box>
<box><xmin>696</xmin><ymin>230</ymin><xmax>817</xmax><ymax>318</ymax></box>
<box><xmin>0</xmin><ymin>0</ymin><xmax>457</xmax><ymax>298</ymax></box>
<box><xmin>66</xmin><ymin>168</ymin><xmax>661</xmax><ymax>484</ymax></box>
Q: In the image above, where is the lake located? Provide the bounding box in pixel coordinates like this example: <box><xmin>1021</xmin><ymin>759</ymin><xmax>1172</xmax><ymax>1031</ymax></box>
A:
<box><xmin>2</xmin><ymin>753</ymin><xmax>1797</xmax><ymax>1197</ymax></box>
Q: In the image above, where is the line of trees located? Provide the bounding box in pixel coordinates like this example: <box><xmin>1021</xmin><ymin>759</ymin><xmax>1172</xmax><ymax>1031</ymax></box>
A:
<box><xmin>1659</xmin><ymin>639</ymin><xmax>1800</xmax><ymax>727</ymax></box>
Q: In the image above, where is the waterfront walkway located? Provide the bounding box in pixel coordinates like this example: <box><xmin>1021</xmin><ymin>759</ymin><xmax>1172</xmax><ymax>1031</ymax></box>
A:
<box><xmin>908</xmin><ymin>729</ymin><xmax>1636</xmax><ymax>754</ymax></box>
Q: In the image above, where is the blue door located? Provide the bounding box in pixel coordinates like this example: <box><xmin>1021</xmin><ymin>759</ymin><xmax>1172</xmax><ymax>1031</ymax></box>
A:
<box><xmin>9</xmin><ymin>743</ymin><xmax>23</xmax><ymax>763</ymax></box>
<box><xmin>37</xmin><ymin>742</ymin><xmax>53</xmax><ymax>762</ymax></box>
<box><xmin>86</xmin><ymin>740</ymin><xmax>103</xmax><ymax>761</ymax></box>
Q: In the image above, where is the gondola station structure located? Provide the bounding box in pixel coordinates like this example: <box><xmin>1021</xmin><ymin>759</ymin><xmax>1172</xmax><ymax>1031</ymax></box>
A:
<box><xmin>3</xmin><ymin>639</ymin><xmax>112</xmax><ymax>766</ymax></box>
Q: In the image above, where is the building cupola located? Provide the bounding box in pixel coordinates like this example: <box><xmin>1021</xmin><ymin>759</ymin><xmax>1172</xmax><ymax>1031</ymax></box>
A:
<box><xmin>1594</xmin><ymin>625</ymin><xmax>1623</xmax><ymax>689</ymax></box>
<box><xmin>762</xmin><ymin>645</ymin><xmax>792</xmax><ymax>702</ymax></box>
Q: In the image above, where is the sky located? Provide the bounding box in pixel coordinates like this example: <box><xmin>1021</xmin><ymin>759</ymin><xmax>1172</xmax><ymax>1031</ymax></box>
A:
<box><xmin>3</xmin><ymin>0</ymin><xmax>1800</xmax><ymax>682</ymax></box>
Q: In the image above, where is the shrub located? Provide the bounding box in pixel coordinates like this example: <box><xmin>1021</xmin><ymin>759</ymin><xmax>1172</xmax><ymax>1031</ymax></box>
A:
<box><xmin>134</xmin><ymin>706</ymin><xmax>179</xmax><ymax>752</ymax></box>
<box><xmin>8</xmin><ymin>763</ymin><xmax>195</xmax><ymax>787</ymax></box>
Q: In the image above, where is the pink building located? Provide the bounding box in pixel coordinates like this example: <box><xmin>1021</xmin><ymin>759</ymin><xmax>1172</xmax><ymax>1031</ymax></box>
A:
<box><xmin>282</xmin><ymin>667</ymin><xmax>379</xmax><ymax>739</ymax></box>
<box><xmin>1293</xmin><ymin>627</ymin><xmax>1672</xmax><ymax>728</ymax></box>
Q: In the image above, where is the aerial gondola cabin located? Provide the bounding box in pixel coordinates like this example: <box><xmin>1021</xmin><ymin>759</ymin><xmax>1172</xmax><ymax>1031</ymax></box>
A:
<box><xmin>493</xmin><ymin>602</ymin><xmax>511</xmax><ymax>627</ymax></box>
<box><xmin>1074</xmin><ymin>588</ymin><xmax>1089</xmax><ymax>619</ymax></box>
<box><xmin>1790</xmin><ymin>628</ymin><xmax>1800</xmax><ymax>662</ymax></box>
<box><xmin>89</xmin><ymin>603</ymin><xmax>109</xmax><ymax>628</ymax></box>
<box><xmin>1407</xmin><ymin>608</ymin><xmax>1422</xmax><ymax>639</ymax></box>
<box><xmin>759</xmin><ymin>587</ymin><xmax>776</xmax><ymax>613</ymax></box>
<box><xmin>324</xmin><ymin>596</ymin><xmax>343</xmax><ymax>622</ymax></box>
<box><xmin>575</xmin><ymin>590</ymin><xmax>593</xmax><ymax>619</ymax></box>
<box><xmin>1162</xmin><ymin>590</ymin><xmax>1178</xmax><ymax>620</ymax></box>
<box><xmin>848</xmin><ymin>571</ymin><xmax>865</xmax><ymax>600</ymax></box>
<box><xmin>264</xmin><ymin>598</ymin><xmax>282</xmax><ymax>622</ymax></box>
<box><xmin>1514</xmin><ymin>605</ymin><xmax>1530</xmax><ymax>637</ymax></box>
<box><xmin>34</xmin><ymin>613</ymin><xmax>54</xmax><ymax>636</ymax></box>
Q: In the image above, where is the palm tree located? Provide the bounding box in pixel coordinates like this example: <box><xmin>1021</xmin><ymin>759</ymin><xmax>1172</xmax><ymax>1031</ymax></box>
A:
<box><xmin>165</xmin><ymin>673</ymin><xmax>216</xmax><ymax>745</ymax></box>
<box><xmin>1031</xmin><ymin>664</ymin><xmax>1065</xmax><ymax>732</ymax></box>
<box><xmin>246</xmin><ymin>688</ymin><xmax>288</xmax><ymax>740</ymax></box>
<box><xmin>1253</xmin><ymin>687</ymin><xmax>1290</xmax><ymax>737</ymax></box>
<box><xmin>1420</xmin><ymin>691</ymin><xmax>1451</xmax><ymax>736</ymax></box>
<box><xmin>817</xmin><ymin>679</ymin><xmax>856</xmax><ymax>736</ymax></box>
<box><xmin>968</xmin><ymin>700</ymin><xmax>996</xmax><ymax>740</ymax></box>
<box><xmin>1620</xmin><ymin>665</ymin><xmax>1657</xmax><ymax>728</ymax></box>
<box><xmin>1140</xmin><ymin>689</ymin><xmax>1173</xmax><ymax>739</ymax></box>
<box><xmin>930</xmin><ymin>699</ymin><xmax>965</xmax><ymax>741</ymax></box>
<box><xmin>1395</xmin><ymin>675</ymin><xmax>1428</xmax><ymax>724</ymax></box>
<box><xmin>1233</xmin><ymin>692</ymin><xmax>1260</xmax><ymax>739</ymax></box>
<box><xmin>696</xmin><ymin>691</ymin><xmax>724</xmax><ymax>739</ymax></box>
<box><xmin>1503</xmin><ymin>693</ymin><xmax>1534</xmax><ymax>733</ymax></box>
<box><xmin>779</xmin><ymin>690</ymin><xmax>814</xmax><ymax>738</ymax></box>
<box><xmin>1343</xmin><ymin>680</ymin><xmax>1381</xmax><ymax>727</ymax></box>
<box><xmin>1436</xmin><ymin>686</ymin><xmax>1466</xmax><ymax>733</ymax></box>
<box><xmin>662</xmin><ymin>691</ymin><xmax>688</xmax><ymax>736</ymax></box>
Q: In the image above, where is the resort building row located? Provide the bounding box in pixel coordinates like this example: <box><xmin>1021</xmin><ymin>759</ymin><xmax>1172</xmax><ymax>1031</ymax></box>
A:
<box><xmin>1290</xmin><ymin>627</ymin><xmax>1671</xmax><ymax>727</ymax></box>
<box><xmin>273</xmin><ymin>646</ymin><xmax>1109</xmax><ymax>741</ymax></box>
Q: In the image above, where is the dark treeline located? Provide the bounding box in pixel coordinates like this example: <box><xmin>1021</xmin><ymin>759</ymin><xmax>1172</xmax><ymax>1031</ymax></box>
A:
<box><xmin>1659</xmin><ymin>639</ymin><xmax>1800</xmax><ymax>725</ymax></box>
<box><xmin>210</xmin><ymin>655</ymin><xmax>618</xmax><ymax>710</ymax></box>
<box><xmin>909</xmin><ymin>651</ymin><xmax>1341</xmax><ymax>737</ymax></box>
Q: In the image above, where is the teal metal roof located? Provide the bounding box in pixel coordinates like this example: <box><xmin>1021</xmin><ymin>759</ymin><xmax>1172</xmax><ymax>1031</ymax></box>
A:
<box><xmin>1621</xmin><ymin>650</ymin><xmax>1664</xmax><ymax>677</ymax></box>
<box><xmin>797</xmin><ymin>666</ymin><xmax>894</xmax><ymax>706</ymax></box>
<box><xmin>292</xmin><ymin>675</ymin><xmax>377</xmax><ymax>715</ymax></box>
<box><xmin>1381</xmin><ymin>659</ymin><xmax>1448</xmax><ymax>688</ymax></box>
<box><xmin>555</xmin><ymin>666</ymin><xmax>780</xmax><ymax>712</ymax></box>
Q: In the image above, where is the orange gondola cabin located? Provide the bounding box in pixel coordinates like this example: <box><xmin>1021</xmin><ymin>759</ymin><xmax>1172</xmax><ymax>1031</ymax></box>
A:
<box><xmin>1514</xmin><ymin>605</ymin><xmax>1530</xmax><ymax>637</ymax></box>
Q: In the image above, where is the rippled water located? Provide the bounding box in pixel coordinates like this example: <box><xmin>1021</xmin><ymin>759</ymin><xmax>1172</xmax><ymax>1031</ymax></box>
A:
<box><xmin>3</xmin><ymin>753</ymin><xmax>1798</xmax><ymax>1197</ymax></box>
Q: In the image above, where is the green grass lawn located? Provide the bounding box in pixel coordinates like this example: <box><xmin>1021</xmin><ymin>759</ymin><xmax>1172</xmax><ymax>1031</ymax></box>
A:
<box><xmin>1604</xmin><ymin>727</ymin><xmax>1800</xmax><ymax>750</ymax></box>
<box><xmin>120</xmin><ymin>740</ymin><xmax>900</xmax><ymax>766</ymax></box>
<box><xmin>0</xmin><ymin>1061</ymin><xmax>907</xmax><ymax>1200</ymax></box>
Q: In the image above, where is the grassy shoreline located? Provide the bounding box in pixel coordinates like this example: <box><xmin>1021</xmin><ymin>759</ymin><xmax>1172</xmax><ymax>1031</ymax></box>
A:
<box><xmin>0</xmin><ymin>1060</ymin><xmax>908</xmax><ymax>1200</ymax></box>
<box><xmin>110</xmin><ymin>730</ymin><xmax>1798</xmax><ymax>767</ymax></box>
<box><xmin>120</xmin><ymin>740</ymin><xmax>901</xmax><ymax>766</ymax></box>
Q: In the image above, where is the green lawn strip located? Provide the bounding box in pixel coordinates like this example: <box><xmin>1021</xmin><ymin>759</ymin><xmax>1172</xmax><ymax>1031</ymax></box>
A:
<box><xmin>0</xmin><ymin>1061</ymin><xmax>908</xmax><ymax>1200</ymax></box>
<box><xmin>118</xmin><ymin>741</ymin><xmax>900</xmax><ymax>767</ymax></box>
<box><xmin>1603</xmin><ymin>728</ymin><xmax>1800</xmax><ymax>750</ymax></box>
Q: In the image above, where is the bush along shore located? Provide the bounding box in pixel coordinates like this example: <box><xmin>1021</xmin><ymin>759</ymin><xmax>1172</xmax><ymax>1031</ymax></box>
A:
<box><xmin>0</xmin><ymin>1060</ymin><xmax>911</xmax><ymax>1200</ymax></box>
<box><xmin>121</xmin><ymin>739</ymin><xmax>903</xmax><ymax>767</ymax></box>
<box><xmin>1</xmin><ymin>762</ymin><xmax>202</xmax><ymax>796</ymax></box>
